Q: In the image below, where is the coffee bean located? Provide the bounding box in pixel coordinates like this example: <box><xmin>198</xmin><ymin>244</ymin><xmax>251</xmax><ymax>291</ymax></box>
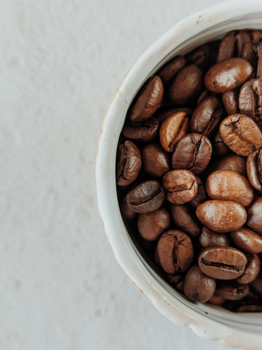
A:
<box><xmin>252</xmin><ymin>40</ymin><xmax>262</xmax><ymax>78</ymax></box>
<box><xmin>116</xmin><ymin>141</ymin><xmax>142</xmax><ymax>186</ymax></box>
<box><xmin>172</xmin><ymin>134</ymin><xmax>212</xmax><ymax>174</ymax></box>
<box><xmin>157</xmin><ymin>230</ymin><xmax>194</xmax><ymax>274</ymax></box>
<box><xmin>231</xmin><ymin>228</ymin><xmax>262</xmax><ymax>254</ymax></box>
<box><xmin>183</xmin><ymin>265</ymin><xmax>216</xmax><ymax>303</ymax></box>
<box><xmin>169</xmin><ymin>65</ymin><xmax>203</xmax><ymax>104</ymax></box>
<box><xmin>186</xmin><ymin>44</ymin><xmax>210</xmax><ymax>69</ymax></box>
<box><xmin>219</xmin><ymin>114</ymin><xmax>262</xmax><ymax>156</ymax></box>
<box><xmin>208</xmin><ymin>154</ymin><xmax>246</xmax><ymax>175</ymax></box>
<box><xmin>130</xmin><ymin>76</ymin><xmax>164</xmax><ymax>122</ymax></box>
<box><xmin>176</xmin><ymin>280</ymin><xmax>184</xmax><ymax>293</ymax></box>
<box><xmin>236</xmin><ymin>254</ymin><xmax>260</xmax><ymax>284</ymax></box>
<box><xmin>137</xmin><ymin>207</ymin><xmax>171</xmax><ymax>241</ymax></box>
<box><xmin>199</xmin><ymin>226</ymin><xmax>231</xmax><ymax>248</ymax></box>
<box><xmin>165</xmin><ymin>273</ymin><xmax>184</xmax><ymax>286</ymax></box>
<box><xmin>141</xmin><ymin>143</ymin><xmax>170</xmax><ymax>178</ymax></box>
<box><xmin>250</xmin><ymin>274</ymin><xmax>262</xmax><ymax>296</ymax></box>
<box><xmin>234</xmin><ymin>304</ymin><xmax>262</xmax><ymax>312</ymax></box>
<box><xmin>154</xmin><ymin>246</ymin><xmax>161</xmax><ymax>266</ymax></box>
<box><xmin>188</xmin><ymin>176</ymin><xmax>207</xmax><ymax>209</ymax></box>
<box><xmin>196</xmin><ymin>200</ymin><xmax>247</xmax><ymax>233</ymax></box>
<box><xmin>216</xmin><ymin>281</ymin><xmax>249</xmax><ymax>300</ymax></box>
<box><xmin>205</xmin><ymin>58</ymin><xmax>253</xmax><ymax>93</ymax></box>
<box><xmin>170</xmin><ymin>204</ymin><xmax>201</xmax><ymax>237</ymax></box>
<box><xmin>207</xmin><ymin>293</ymin><xmax>226</xmax><ymax>305</ymax></box>
<box><xmin>198</xmin><ymin>246</ymin><xmax>247</xmax><ymax>280</ymax></box>
<box><xmin>162</xmin><ymin>170</ymin><xmax>198</xmax><ymax>204</ymax></box>
<box><xmin>122</xmin><ymin>117</ymin><xmax>159</xmax><ymax>142</ymax></box>
<box><xmin>246</xmin><ymin>149</ymin><xmax>262</xmax><ymax>191</ymax></box>
<box><xmin>217</xmin><ymin>30</ymin><xmax>250</xmax><ymax>63</ymax></box>
<box><xmin>156</xmin><ymin>107</ymin><xmax>193</xmax><ymax>124</ymax></box>
<box><xmin>159</xmin><ymin>111</ymin><xmax>190</xmax><ymax>152</ymax></box>
<box><xmin>158</xmin><ymin>55</ymin><xmax>186</xmax><ymax>86</ymax></box>
<box><xmin>222</xmin><ymin>89</ymin><xmax>239</xmax><ymax>115</ymax></box>
<box><xmin>121</xmin><ymin>195</ymin><xmax>137</xmax><ymax>219</ymax></box>
<box><xmin>206</xmin><ymin>170</ymin><xmax>254</xmax><ymax>207</ymax></box>
<box><xmin>212</xmin><ymin>132</ymin><xmax>230</xmax><ymax>157</ymax></box>
<box><xmin>126</xmin><ymin>180</ymin><xmax>165</xmax><ymax>213</ymax></box>
<box><xmin>239</xmin><ymin>78</ymin><xmax>262</xmax><ymax>121</ymax></box>
<box><xmin>247</xmin><ymin>197</ymin><xmax>262</xmax><ymax>234</ymax></box>
<box><xmin>191</xmin><ymin>96</ymin><xmax>224</xmax><ymax>137</ymax></box>
<box><xmin>249</xmin><ymin>31</ymin><xmax>262</xmax><ymax>41</ymax></box>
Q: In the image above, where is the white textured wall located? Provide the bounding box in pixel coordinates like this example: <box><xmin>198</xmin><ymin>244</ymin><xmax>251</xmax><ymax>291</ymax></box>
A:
<box><xmin>0</xmin><ymin>1</ymin><xmax>238</xmax><ymax>349</ymax></box>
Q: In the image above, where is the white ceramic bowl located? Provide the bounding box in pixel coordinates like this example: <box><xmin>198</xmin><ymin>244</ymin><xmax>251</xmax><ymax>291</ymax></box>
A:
<box><xmin>96</xmin><ymin>1</ymin><xmax>262</xmax><ymax>348</ymax></box>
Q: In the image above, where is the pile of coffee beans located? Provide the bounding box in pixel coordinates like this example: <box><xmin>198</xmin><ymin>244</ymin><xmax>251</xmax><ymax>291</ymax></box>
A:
<box><xmin>116</xmin><ymin>29</ymin><xmax>262</xmax><ymax>312</ymax></box>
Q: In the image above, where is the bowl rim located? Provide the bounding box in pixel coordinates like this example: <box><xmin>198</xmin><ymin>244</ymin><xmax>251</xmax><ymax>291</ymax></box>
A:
<box><xmin>96</xmin><ymin>1</ymin><xmax>262</xmax><ymax>348</ymax></box>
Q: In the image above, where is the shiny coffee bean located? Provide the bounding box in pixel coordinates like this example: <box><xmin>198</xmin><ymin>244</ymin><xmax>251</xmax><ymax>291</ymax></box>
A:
<box><xmin>216</xmin><ymin>282</ymin><xmax>249</xmax><ymax>300</ymax></box>
<box><xmin>231</xmin><ymin>228</ymin><xmax>262</xmax><ymax>254</ymax></box>
<box><xmin>137</xmin><ymin>207</ymin><xmax>171</xmax><ymax>241</ymax></box>
<box><xmin>212</xmin><ymin>132</ymin><xmax>230</xmax><ymax>157</ymax></box>
<box><xmin>247</xmin><ymin>197</ymin><xmax>262</xmax><ymax>234</ymax></box>
<box><xmin>158</xmin><ymin>55</ymin><xmax>186</xmax><ymax>86</ymax></box>
<box><xmin>183</xmin><ymin>265</ymin><xmax>216</xmax><ymax>303</ymax></box>
<box><xmin>199</xmin><ymin>226</ymin><xmax>231</xmax><ymax>248</ymax></box>
<box><xmin>169</xmin><ymin>65</ymin><xmax>203</xmax><ymax>104</ymax></box>
<box><xmin>121</xmin><ymin>195</ymin><xmax>137</xmax><ymax>219</ymax></box>
<box><xmin>130</xmin><ymin>76</ymin><xmax>164</xmax><ymax>122</ymax></box>
<box><xmin>197</xmin><ymin>89</ymin><xmax>210</xmax><ymax>105</ymax></box>
<box><xmin>239</xmin><ymin>78</ymin><xmax>262</xmax><ymax>121</ymax></box>
<box><xmin>116</xmin><ymin>141</ymin><xmax>142</xmax><ymax>186</ymax></box>
<box><xmin>246</xmin><ymin>149</ymin><xmax>262</xmax><ymax>191</ymax></box>
<box><xmin>159</xmin><ymin>111</ymin><xmax>190</xmax><ymax>152</ymax></box>
<box><xmin>242</xmin><ymin>40</ymin><xmax>262</xmax><ymax>79</ymax></box>
<box><xmin>188</xmin><ymin>176</ymin><xmax>207</xmax><ymax>209</ymax></box>
<box><xmin>191</xmin><ymin>96</ymin><xmax>224</xmax><ymax>137</ymax></box>
<box><xmin>217</xmin><ymin>30</ymin><xmax>250</xmax><ymax>63</ymax></box>
<box><xmin>172</xmin><ymin>134</ymin><xmax>212</xmax><ymax>175</ymax></box>
<box><xmin>222</xmin><ymin>89</ymin><xmax>239</xmax><ymax>115</ymax></box>
<box><xmin>198</xmin><ymin>246</ymin><xmax>247</xmax><ymax>280</ymax></box>
<box><xmin>206</xmin><ymin>170</ymin><xmax>254</xmax><ymax>207</ymax></box>
<box><xmin>170</xmin><ymin>204</ymin><xmax>201</xmax><ymax>237</ymax></box>
<box><xmin>126</xmin><ymin>180</ymin><xmax>165</xmax><ymax>213</ymax></box>
<box><xmin>156</xmin><ymin>107</ymin><xmax>193</xmax><ymax>124</ymax></box>
<box><xmin>157</xmin><ymin>230</ymin><xmax>194</xmax><ymax>274</ymax></box>
<box><xmin>208</xmin><ymin>154</ymin><xmax>246</xmax><ymax>176</ymax></box>
<box><xmin>253</xmin><ymin>40</ymin><xmax>262</xmax><ymax>78</ymax></box>
<box><xmin>162</xmin><ymin>170</ymin><xmax>198</xmax><ymax>204</ymax></box>
<box><xmin>196</xmin><ymin>200</ymin><xmax>247</xmax><ymax>233</ymax></box>
<box><xmin>219</xmin><ymin>114</ymin><xmax>262</xmax><ymax>156</ymax></box>
<box><xmin>186</xmin><ymin>44</ymin><xmax>211</xmax><ymax>70</ymax></box>
<box><xmin>207</xmin><ymin>293</ymin><xmax>226</xmax><ymax>305</ymax></box>
<box><xmin>205</xmin><ymin>58</ymin><xmax>253</xmax><ymax>93</ymax></box>
<box><xmin>122</xmin><ymin>117</ymin><xmax>159</xmax><ymax>142</ymax></box>
<box><xmin>142</xmin><ymin>143</ymin><xmax>170</xmax><ymax>178</ymax></box>
<box><xmin>236</xmin><ymin>254</ymin><xmax>260</xmax><ymax>284</ymax></box>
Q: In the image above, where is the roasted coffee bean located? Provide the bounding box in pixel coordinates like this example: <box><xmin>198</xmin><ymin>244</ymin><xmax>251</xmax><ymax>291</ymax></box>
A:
<box><xmin>249</xmin><ymin>31</ymin><xmax>262</xmax><ymax>41</ymax></box>
<box><xmin>176</xmin><ymin>280</ymin><xmax>184</xmax><ymax>292</ymax></box>
<box><xmin>217</xmin><ymin>30</ymin><xmax>250</xmax><ymax>63</ymax></box>
<box><xmin>231</xmin><ymin>228</ymin><xmax>262</xmax><ymax>254</ymax></box>
<box><xmin>162</xmin><ymin>170</ymin><xmax>198</xmax><ymax>204</ymax></box>
<box><xmin>222</xmin><ymin>89</ymin><xmax>239</xmax><ymax>115</ymax></box>
<box><xmin>121</xmin><ymin>195</ymin><xmax>137</xmax><ymax>219</ymax></box>
<box><xmin>137</xmin><ymin>207</ymin><xmax>171</xmax><ymax>241</ymax></box>
<box><xmin>188</xmin><ymin>176</ymin><xmax>207</xmax><ymax>209</ymax></box>
<box><xmin>116</xmin><ymin>141</ymin><xmax>142</xmax><ymax>186</ymax></box>
<box><xmin>158</xmin><ymin>55</ymin><xmax>186</xmax><ymax>86</ymax></box>
<box><xmin>239</xmin><ymin>78</ymin><xmax>262</xmax><ymax>121</ymax></box>
<box><xmin>169</xmin><ymin>65</ymin><xmax>203</xmax><ymax>104</ymax></box>
<box><xmin>154</xmin><ymin>246</ymin><xmax>161</xmax><ymax>266</ymax></box>
<box><xmin>186</xmin><ymin>44</ymin><xmax>210</xmax><ymax>69</ymax></box>
<box><xmin>253</xmin><ymin>40</ymin><xmax>262</xmax><ymax>78</ymax></box>
<box><xmin>205</xmin><ymin>58</ymin><xmax>253</xmax><ymax>93</ymax></box>
<box><xmin>141</xmin><ymin>143</ymin><xmax>170</xmax><ymax>178</ymax></box>
<box><xmin>242</xmin><ymin>40</ymin><xmax>262</xmax><ymax>78</ymax></box>
<box><xmin>234</xmin><ymin>304</ymin><xmax>262</xmax><ymax>312</ymax></box>
<box><xmin>212</xmin><ymin>132</ymin><xmax>230</xmax><ymax>157</ymax></box>
<box><xmin>156</xmin><ymin>107</ymin><xmax>193</xmax><ymax>123</ymax></box>
<box><xmin>247</xmin><ymin>197</ymin><xmax>262</xmax><ymax>234</ymax></box>
<box><xmin>219</xmin><ymin>114</ymin><xmax>262</xmax><ymax>156</ymax></box>
<box><xmin>208</xmin><ymin>154</ymin><xmax>246</xmax><ymax>175</ymax></box>
<box><xmin>198</xmin><ymin>246</ymin><xmax>247</xmax><ymax>280</ymax></box>
<box><xmin>206</xmin><ymin>170</ymin><xmax>254</xmax><ymax>207</ymax></box>
<box><xmin>197</xmin><ymin>89</ymin><xmax>210</xmax><ymax>105</ymax></box>
<box><xmin>246</xmin><ymin>149</ymin><xmax>262</xmax><ymax>191</ymax></box>
<box><xmin>122</xmin><ymin>117</ymin><xmax>159</xmax><ymax>142</ymax></box>
<box><xmin>191</xmin><ymin>96</ymin><xmax>224</xmax><ymax>137</ymax></box>
<box><xmin>159</xmin><ymin>111</ymin><xmax>190</xmax><ymax>152</ymax></box>
<box><xmin>165</xmin><ymin>273</ymin><xmax>184</xmax><ymax>286</ymax></box>
<box><xmin>196</xmin><ymin>200</ymin><xmax>247</xmax><ymax>233</ymax></box>
<box><xmin>172</xmin><ymin>134</ymin><xmax>212</xmax><ymax>174</ymax></box>
<box><xmin>170</xmin><ymin>204</ymin><xmax>201</xmax><ymax>237</ymax></box>
<box><xmin>130</xmin><ymin>76</ymin><xmax>164</xmax><ymax>122</ymax></box>
<box><xmin>236</xmin><ymin>254</ymin><xmax>260</xmax><ymax>284</ymax></box>
<box><xmin>183</xmin><ymin>265</ymin><xmax>216</xmax><ymax>303</ymax></box>
<box><xmin>250</xmin><ymin>274</ymin><xmax>262</xmax><ymax>296</ymax></box>
<box><xmin>207</xmin><ymin>293</ymin><xmax>226</xmax><ymax>305</ymax></box>
<box><xmin>157</xmin><ymin>230</ymin><xmax>194</xmax><ymax>274</ymax></box>
<box><xmin>126</xmin><ymin>180</ymin><xmax>165</xmax><ymax>213</ymax></box>
<box><xmin>216</xmin><ymin>282</ymin><xmax>249</xmax><ymax>300</ymax></box>
<box><xmin>199</xmin><ymin>226</ymin><xmax>231</xmax><ymax>248</ymax></box>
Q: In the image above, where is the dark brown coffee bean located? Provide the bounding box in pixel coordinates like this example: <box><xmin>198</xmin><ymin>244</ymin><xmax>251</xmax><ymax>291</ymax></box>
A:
<box><xmin>239</xmin><ymin>78</ymin><xmax>262</xmax><ymax>121</ymax></box>
<box><xmin>159</xmin><ymin>111</ymin><xmax>190</xmax><ymax>152</ymax></box>
<box><xmin>247</xmin><ymin>197</ymin><xmax>262</xmax><ymax>234</ymax></box>
<box><xmin>130</xmin><ymin>76</ymin><xmax>164</xmax><ymax>122</ymax></box>
<box><xmin>191</xmin><ymin>97</ymin><xmax>224</xmax><ymax>138</ymax></box>
<box><xmin>169</xmin><ymin>65</ymin><xmax>203</xmax><ymax>104</ymax></box>
<box><xmin>172</xmin><ymin>134</ymin><xmax>212</xmax><ymax>175</ymax></box>
<box><xmin>257</xmin><ymin>120</ymin><xmax>262</xmax><ymax>133</ymax></box>
<box><xmin>216</xmin><ymin>282</ymin><xmax>249</xmax><ymax>300</ymax></box>
<box><xmin>234</xmin><ymin>304</ymin><xmax>262</xmax><ymax>312</ymax></box>
<box><xmin>137</xmin><ymin>207</ymin><xmax>171</xmax><ymax>241</ymax></box>
<box><xmin>199</xmin><ymin>226</ymin><xmax>231</xmax><ymax>248</ymax></box>
<box><xmin>198</xmin><ymin>246</ymin><xmax>247</xmax><ymax>280</ymax></box>
<box><xmin>212</xmin><ymin>132</ymin><xmax>230</xmax><ymax>157</ymax></box>
<box><xmin>162</xmin><ymin>170</ymin><xmax>198</xmax><ymax>205</ymax></box>
<box><xmin>156</xmin><ymin>107</ymin><xmax>193</xmax><ymax>124</ymax></box>
<box><xmin>208</xmin><ymin>154</ymin><xmax>246</xmax><ymax>176</ymax></box>
<box><xmin>121</xmin><ymin>195</ymin><xmax>137</xmax><ymax>219</ymax></box>
<box><xmin>154</xmin><ymin>246</ymin><xmax>161</xmax><ymax>266</ymax></box>
<box><xmin>231</xmin><ymin>228</ymin><xmax>262</xmax><ymax>254</ymax></box>
<box><xmin>157</xmin><ymin>230</ymin><xmax>194</xmax><ymax>274</ymax></box>
<box><xmin>206</xmin><ymin>170</ymin><xmax>254</xmax><ymax>207</ymax></box>
<box><xmin>186</xmin><ymin>44</ymin><xmax>210</xmax><ymax>69</ymax></box>
<box><xmin>246</xmin><ymin>149</ymin><xmax>262</xmax><ymax>191</ymax></box>
<box><xmin>116</xmin><ymin>141</ymin><xmax>142</xmax><ymax>186</ymax></box>
<box><xmin>219</xmin><ymin>114</ymin><xmax>262</xmax><ymax>156</ymax></box>
<box><xmin>126</xmin><ymin>180</ymin><xmax>165</xmax><ymax>213</ymax></box>
<box><xmin>207</xmin><ymin>293</ymin><xmax>226</xmax><ymax>305</ymax></box>
<box><xmin>249</xmin><ymin>31</ymin><xmax>262</xmax><ymax>41</ymax></box>
<box><xmin>170</xmin><ymin>204</ymin><xmax>201</xmax><ymax>237</ymax></box>
<box><xmin>122</xmin><ymin>117</ymin><xmax>159</xmax><ymax>142</ymax></box>
<box><xmin>188</xmin><ymin>176</ymin><xmax>207</xmax><ymax>209</ymax></box>
<box><xmin>236</xmin><ymin>254</ymin><xmax>260</xmax><ymax>284</ymax></box>
<box><xmin>253</xmin><ymin>40</ymin><xmax>262</xmax><ymax>78</ymax></box>
<box><xmin>250</xmin><ymin>274</ymin><xmax>262</xmax><ymax>296</ymax></box>
<box><xmin>165</xmin><ymin>273</ymin><xmax>184</xmax><ymax>286</ymax></box>
<box><xmin>197</xmin><ymin>89</ymin><xmax>210</xmax><ymax>105</ymax></box>
<box><xmin>217</xmin><ymin>31</ymin><xmax>250</xmax><ymax>63</ymax></box>
<box><xmin>183</xmin><ymin>265</ymin><xmax>216</xmax><ymax>303</ymax></box>
<box><xmin>205</xmin><ymin>58</ymin><xmax>253</xmax><ymax>93</ymax></box>
<box><xmin>141</xmin><ymin>143</ymin><xmax>170</xmax><ymax>178</ymax></box>
<box><xmin>158</xmin><ymin>55</ymin><xmax>186</xmax><ymax>86</ymax></box>
<box><xmin>222</xmin><ymin>89</ymin><xmax>239</xmax><ymax>115</ymax></box>
<box><xmin>176</xmin><ymin>280</ymin><xmax>184</xmax><ymax>292</ymax></box>
<box><xmin>196</xmin><ymin>200</ymin><xmax>247</xmax><ymax>233</ymax></box>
